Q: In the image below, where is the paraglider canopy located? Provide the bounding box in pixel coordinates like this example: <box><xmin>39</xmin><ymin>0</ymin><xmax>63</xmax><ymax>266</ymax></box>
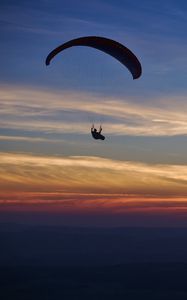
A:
<box><xmin>45</xmin><ymin>36</ymin><xmax>142</xmax><ymax>79</ymax></box>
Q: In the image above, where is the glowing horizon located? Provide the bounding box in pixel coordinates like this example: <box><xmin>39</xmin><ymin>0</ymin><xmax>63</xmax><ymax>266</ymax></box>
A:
<box><xmin>0</xmin><ymin>152</ymin><xmax>187</xmax><ymax>222</ymax></box>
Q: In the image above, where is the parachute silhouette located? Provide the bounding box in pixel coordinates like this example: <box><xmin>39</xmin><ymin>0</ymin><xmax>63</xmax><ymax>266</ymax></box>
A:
<box><xmin>45</xmin><ymin>36</ymin><xmax>142</xmax><ymax>79</ymax></box>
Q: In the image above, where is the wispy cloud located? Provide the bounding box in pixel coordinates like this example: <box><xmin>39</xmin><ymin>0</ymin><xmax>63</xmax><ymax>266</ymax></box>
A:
<box><xmin>1</xmin><ymin>84</ymin><xmax>187</xmax><ymax>136</ymax></box>
<box><xmin>0</xmin><ymin>2</ymin><xmax>118</xmax><ymax>38</ymax></box>
<box><xmin>0</xmin><ymin>152</ymin><xmax>187</xmax><ymax>197</ymax></box>
<box><xmin>1</xmin><ymin>191</ymin><xmax>187</xmax><ymax>215</ymax></box>
<box><xmin>0</xmin><ymin>135</ymin><xmax>66</xmax><ymax>143</ymax></box>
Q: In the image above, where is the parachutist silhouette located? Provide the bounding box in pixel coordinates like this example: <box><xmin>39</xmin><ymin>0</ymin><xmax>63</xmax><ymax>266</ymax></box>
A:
<box><xmin>46</xmin><ymin>36</ymin><xmax>142</xmax><ymax>139</ymax></box>
<box><xmin>91</xmin><ymin>124</ymin><xmax>105</xmax><ymax>140</ymax></box>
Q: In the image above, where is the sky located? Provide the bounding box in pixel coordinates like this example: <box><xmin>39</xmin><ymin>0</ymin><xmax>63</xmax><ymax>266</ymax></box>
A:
<box><xmin>1</xmin><ymin>0</ymin><xmax>187</xmax><ymax>227</ymax></box>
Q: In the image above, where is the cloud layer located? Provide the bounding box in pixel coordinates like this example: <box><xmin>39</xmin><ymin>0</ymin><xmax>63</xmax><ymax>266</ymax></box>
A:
<box><xmin>1</xmin><ymin>84</ymin><xmax>187</xmax><ymax>137</ymax></box>
<box><xmin>0</xmin><ymin>152</ymin><xmax>187</xmax><ymax>221</ymax></box>
<box><xmin>0</xmin><ymin>152</ymin><xmax>187</xmax><ymax>197</ymax></box>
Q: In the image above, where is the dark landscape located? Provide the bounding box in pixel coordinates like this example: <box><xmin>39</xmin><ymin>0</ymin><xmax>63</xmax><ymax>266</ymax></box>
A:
<box><xmin>1</xmin><ymin>224</ymin><xmax>187</xmax><ymax>299</ymax></box>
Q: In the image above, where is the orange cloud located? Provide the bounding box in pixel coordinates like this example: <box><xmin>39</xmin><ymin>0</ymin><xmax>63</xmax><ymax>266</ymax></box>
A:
<box><xmin>0</xmin><ymin>152</ymin><xmax>187</xmax><ymax>198</ymax></box>
<box><xmin>1</xmin><ymin>150</ymin><xmax>186</xmax><ymax>219</ymax></box>
<box><xmin>0</xmin><ymin>192</ymin><xmax>187</xmax><ymax>219</ymax></box>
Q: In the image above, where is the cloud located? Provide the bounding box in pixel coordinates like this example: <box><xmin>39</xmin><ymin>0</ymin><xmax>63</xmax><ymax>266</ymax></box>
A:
<box><xmin>1</xmin><ymin>152</ymin><xmax>187</xmax><ymax>217</ymax></box>
<box><xmin>1</xmin><ymin>191</ymin><xmax>187</xmax><ymax>215</ymax></box>
<box><xmin>0</xmin><ymin>1</ymin><xmax>119</xmax><ymax>38</ymax></box>
<box><xmin>0</xmin><ymin>135</ymin><xmax>64</xmax><ymax>143</ymax></box>
<box><xmin>1</xmin><ymin>84</ymin><xmax>187</xmax><ymax>136</ymax></box>
<box><xmin>0</xmin><ymin>152</ymin><xmax>187</xmax><ymax>197</ymax></box>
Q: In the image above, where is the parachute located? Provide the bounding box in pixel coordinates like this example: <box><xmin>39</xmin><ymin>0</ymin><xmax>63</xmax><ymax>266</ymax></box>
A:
<box><xmin>45</xmin><ymin>36</ymin><xmax>142</xmax><ymax>79</ymax></box>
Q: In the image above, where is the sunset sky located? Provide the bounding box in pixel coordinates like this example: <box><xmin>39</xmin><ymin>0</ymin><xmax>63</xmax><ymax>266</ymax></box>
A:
<box><xmin>1</xmin><ymin>0</ymin><xmax>187</xmax><ymax>226</ymax></box>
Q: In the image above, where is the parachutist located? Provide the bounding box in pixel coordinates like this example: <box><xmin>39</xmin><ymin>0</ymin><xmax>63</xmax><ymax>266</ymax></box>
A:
<box><xmin>91</xmin><ymin>124</ymin><xmax>105</xmax><ymax>140</ymax></box>
<box><xmin>46</xmin><ymin>36</ymin><xmax>142</xmax><ymax>139</ymax></box>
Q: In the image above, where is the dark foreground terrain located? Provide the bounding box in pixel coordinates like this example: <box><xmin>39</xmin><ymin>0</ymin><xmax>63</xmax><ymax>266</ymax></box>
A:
<box><xmin>1</xmin><ymin>263</ymin><xmax>187</xmax><ymax>299</ymax></box>
<box><xmin>1</xmin><ymin>224</ymin><xmax>187</xmax><ymax>299</ymax></box>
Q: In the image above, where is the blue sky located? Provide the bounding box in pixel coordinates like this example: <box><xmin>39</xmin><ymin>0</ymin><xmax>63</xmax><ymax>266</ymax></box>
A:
<box><xmin>1</xmin><ymin>0</ymin><xmax>187</xmax><ymax>96</ymax></box>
